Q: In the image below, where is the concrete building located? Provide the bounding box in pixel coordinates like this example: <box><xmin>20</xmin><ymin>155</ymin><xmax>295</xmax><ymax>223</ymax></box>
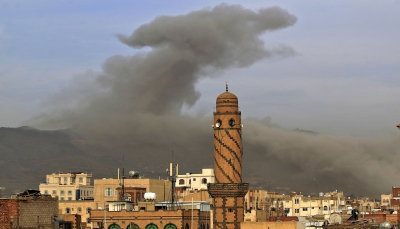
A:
<box><xmin>94</xmin><ymin>177</ymin><xmax>172</xmax><ymax>209</ymax></box>
<box><xmin>39</xmin><ymin>172</ymin><xmax>94</xmax><ymax>201</ymax></box>
<box><xmin>0</xmin><ymin>195</ymin><xmax>58</xmax><ymax>229</ymax></box>
<box><xmin>208</xmin><ymin>87</ymin><xmax>248</xmax><ymax>229</ymax></box>
<box><xmin>90</xmin><ymin>200</ymin><xmax>211</xmax><ymax>229</ymax></box>
<box><xmin>176</xmin><ymin>168</ymin><xmax>215</xmax><ymax>191</ymax></box>
<box><xmin>381</xmin><ymin>193</ymin><xmax>391</xmax><ymax>208</ymax></box>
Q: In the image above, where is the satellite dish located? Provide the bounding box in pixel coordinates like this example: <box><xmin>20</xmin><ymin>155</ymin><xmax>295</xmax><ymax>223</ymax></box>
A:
<box><xmin>329</xmin><ymin>214</ymin><xmax>342</xmax><ymax>225</ymax></box>
<box><xmin>380</xmin><ymin>222</ymin><xmax>392</xmax><ymax>229</ymax></box>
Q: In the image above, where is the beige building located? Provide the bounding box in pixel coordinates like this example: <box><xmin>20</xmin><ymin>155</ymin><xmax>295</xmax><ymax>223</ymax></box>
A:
<box><xmin>176</xmin><ymin>168</ymin><xmax>215</xmax><ymax>191</ymax></box>
<box><xmin>58</xmin><ymin>200</ymin><xmax>96</xmax><ymax>227</ymax></box>
<box><xmin>39</xmin><ymin>172</ymin><xmax>94</xmax><ymax>201</ymax></box>
<box><xmin>94</xmin><ymin>177</ymin><xmax>172</xmax><ymax>209</ymax></box>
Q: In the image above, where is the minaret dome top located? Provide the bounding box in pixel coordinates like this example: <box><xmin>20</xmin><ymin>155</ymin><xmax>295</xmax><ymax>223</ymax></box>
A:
<box><xmin>216</xmin><ymin>91</ymin><xmax>238</xmax><ymax>112</ymax></box>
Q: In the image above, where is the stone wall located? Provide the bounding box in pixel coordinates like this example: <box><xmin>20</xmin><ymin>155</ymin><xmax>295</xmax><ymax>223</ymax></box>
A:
<box><xmin>17</xmin><ymin>196</ymin><xmax>58</xmax><ymax>229</ymax></box>
<box><xmin>0</xmin><ymin>199</ymin><xmax>19</xmax><ymax>229</ymax></box>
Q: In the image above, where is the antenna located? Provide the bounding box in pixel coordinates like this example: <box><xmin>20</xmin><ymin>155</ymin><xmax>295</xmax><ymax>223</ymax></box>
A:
<box><xmin>168</xmin><ymin>163</ymin><xmax>178</xmax><ymax>208</ymax></box>
<box><xmin>226</xmin><ymin>82</ymin><xmax>228</xmax><ymax>92</ymax></box>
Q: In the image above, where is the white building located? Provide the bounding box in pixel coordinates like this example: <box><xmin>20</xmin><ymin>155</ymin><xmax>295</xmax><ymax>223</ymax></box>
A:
<box><xmin>175</xmin><ymin>168</ymin><xmax>214</xmax><ymax>190</ymax></box>
<box><xmin>39</xmin><ymin>172</ymin><xmax>94</xmax><ymax>201</ymax></box>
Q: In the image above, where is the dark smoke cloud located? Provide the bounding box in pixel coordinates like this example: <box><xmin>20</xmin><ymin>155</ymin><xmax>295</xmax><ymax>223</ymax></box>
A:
<box><xmin>27</xmin><ymin>4</ymin><xmax>400</xmax><ymax>198</ymax></box>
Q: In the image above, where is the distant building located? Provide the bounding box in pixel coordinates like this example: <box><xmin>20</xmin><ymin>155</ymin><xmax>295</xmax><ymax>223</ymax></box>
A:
<box><xmin>176</xmin><ymin>168</ymin><xmax>215</xmax><ymax>191</ymax></box>
<box><xmin>39</xmin><ymin>172</ymin><xmax>94</xmax><ymax>201</ymax></box>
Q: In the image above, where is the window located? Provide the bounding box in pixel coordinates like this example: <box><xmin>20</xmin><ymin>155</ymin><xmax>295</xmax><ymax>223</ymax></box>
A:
<box><xmin>44</xmin><ymin>190</ymin><xmax>48</xmax><ymax>194</ymax></box>
<box><xmin>79</xmin><ymin>177</ymin><xmax>83</xmax><ymax>183</ymax></box>
<box><xmin>68</xmin><ymin>190</ymin><xmax>72</xmax><ymax>195</ymax></box>
<box><xmin>302</xmin><ymin>208</ymin><xmax>308</xmax><ymax>211</ymax></box>
<box><xmin>60</xmin><ymin>197</ymin><xmax>64</xmax><ymax>200</ymax></box>
<box><xmin>109</xmin><ymin>224</ymin><xmax>121</xmax><ymax>229</ymax></box>
<box><xmin>295</xmin><ymin>199</ymin><xmax>299</xmax><ymax>204</ymax></box>
<box><xmin>127</xmin><ymin>223</ymin><xmax>139</xmax><ymax>229</ymax></box>
<box><xmin>193</xmin><ymin>178</ymin><xmax>196</xmax><ymax>181</ymax></box>
<box><xmin>145</xmin><ymin>223</ymin><xmax>158</xmax><ymax>229</ymax></box>
<box><xmin>68</xmin><ymin>197</ymin><xmax>72</xmax><ymax>201</ymax></box>
<box><xmin>105</xmin><ymin>188</ymin><xmax>112</xmax><ymax>196</ymax></box>
<box><xmin>323</xmin><ymin>206</ymin><xmax>328</xmax><ymax>211</ymax></box>
<box><xmin>164</xmin><ymin>223</ymin><xmax>177</xmax><ymax>229</ymax></box>
<box><xmin>202</xmin><ymin>178</ymin><xmax>207</xmax><ymax>184</ymax></box>
<box><xmin>86</xmin><ymin>207</ymin><xmax>91</xmax><ymax>214</ymax></box>
<box><xmin>64</xmin><ymin>177</ymin><xmax>68</xmax><ymax>182</ymax></box>
<box><xmin>115</xmin><ymin>188</ymin><xmax>118</xmax><ymax>196</ymax></box>
<box><xmin>179</xmin><ymin>179</ymin><xmax>185</xmax><ymax>185</ymax></box>
<box><xmin>52</xmin><ymin>190</ymin><xmax>56</xmax><ymax>195</ymax></box>
<box><xmin>228</xmin><ymin>208</ymin><xmax>233</xmax><ymax>212</ymax></box>
<box><xmin>77</xmin><ymin>207</ymin><xmax>82</xmax><ymax>213</ymax></box>
<box><xmin>295</xmin><ymin>209</ymin><xmax>299</xmax><ymax>213</ymax></box>
<box><xmin>66</xmin><ymin>208</ymin><xmax>70</xmax><ymax>214</ymax></box>
<box><xmin>60</xmin><ymin>190</ymin><xmax>65</xmax><ymax>195</ymax></box>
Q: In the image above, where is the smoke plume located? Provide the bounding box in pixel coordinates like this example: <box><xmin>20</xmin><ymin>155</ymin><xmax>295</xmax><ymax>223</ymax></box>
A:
<box><xmin>28</xmin><ymin>4</ymin><xmax>400</xmax><ymax>198</ymax></box>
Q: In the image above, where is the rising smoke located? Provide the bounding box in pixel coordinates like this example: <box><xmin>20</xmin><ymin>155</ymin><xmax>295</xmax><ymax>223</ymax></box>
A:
<box><xmin>29</xmin><ymin>4</ymin><xmax>400</xmax><ymax>198</ymax></box>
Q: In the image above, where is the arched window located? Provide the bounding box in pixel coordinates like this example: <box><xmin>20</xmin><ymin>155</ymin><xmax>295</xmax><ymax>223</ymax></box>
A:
<box><xmin>145</xmin><ymin>223</ymin><xmax>158</xmax><ymax>229</ymax></box>
<box><xmin>65</xmin><ymin>207</ymin><xmax>70</xmax><ymax>214</ymax></box>
<box><xmin>202</xmin><ymin>178</ymin><xmax>207</xmax><ymax>184</ymax></box>
<box><xmin>323</xmin><ymin>206</ymin><xmax>328</xmax><ymax>211</ymax></box>
<box><xmin>127</xmin><ymin>223</ymin><xmax>139</xmax><ymax>229</ymax></box>
<box><xmin>109</xmin><ymin>224</ymin><xmax>121</xmax><ymax>229</ymax></box>
<box><xmin>200</xmin><ymin>223</ymin><xmax>205</xmax><ymax>229</ymax></box>
<box><xmin>77</xmin><ymin>207</ymin><xmax>82</xmax><ymax>213</ymax></box>
<box><xmin>105</xmin><ymin>188</ymin><xmax>112</xmax><ymax>196</ymax></box>
<box><xmin>179</xmin><ymin>179</ymin><xmax>185</xmax><ymax>185</ymax></box>
<box><xmin>185</xmin><ymin>223</ymin><xmax>189</xmax><ymax>229</ymax></box>
<box><xmin>86</xmin><ymin>207</ymin><xmax>91</xmax><ymax>214</ymax></box>
<box><xmin>164</xmin><ymin>223</ymin><xmax>177</xmax><ymax>229</ymax></box>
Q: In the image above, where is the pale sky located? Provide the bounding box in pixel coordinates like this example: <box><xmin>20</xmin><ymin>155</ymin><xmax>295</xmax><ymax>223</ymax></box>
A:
<box><xmin>1</xmin><ymin>0</ymin><xmax>400</xmax><ymax>137</ymax></box>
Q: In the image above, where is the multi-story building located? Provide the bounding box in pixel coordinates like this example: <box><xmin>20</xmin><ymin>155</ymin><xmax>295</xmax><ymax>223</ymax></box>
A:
<box><xmin>176</xmin><ymin>168</ymin><xmax>215</xmax><ymax>191</ymax></box>
<box><xmin>39</xmin><ymin>172</ymin><xmax>94</xmax><ymax>201</ymax></box>
<box><xmin>381</xmin><ymin>193</ymin><xmax>392</xmax><ymax>209</ymax></box>
<box><xmin>94</xmin><ymin>176</ymin><xmax>172</xmax><ymax>209</ymax></box>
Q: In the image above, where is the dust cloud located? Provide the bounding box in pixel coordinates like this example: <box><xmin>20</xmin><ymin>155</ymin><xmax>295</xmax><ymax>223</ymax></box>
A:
<box><xmin>28</xmin><ymin>4</ymin><xmax>400</xmax><ymax>197</ymax></box>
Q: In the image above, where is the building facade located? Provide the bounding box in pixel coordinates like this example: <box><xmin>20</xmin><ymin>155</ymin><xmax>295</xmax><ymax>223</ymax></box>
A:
<box><xmin>39</xmin><ymin>172</ymin><xmax>94</xmax><ymax>201</ymax></box>
<box><xmin>208</xmin><ymin>87</ymin><xmax>249</xmax><ymax>229</ymax></box>
<box><xmin>176</xmin><ymin>168</ymin><xmax>215</xmax><ymax>191</ymax></box>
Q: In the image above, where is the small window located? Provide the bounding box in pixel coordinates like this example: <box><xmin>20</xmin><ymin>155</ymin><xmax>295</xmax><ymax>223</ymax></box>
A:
<box><xmin>179</xmin><ymin>179</ymin><xmax>185</xmax><ymax>185</ymax></box>
<box><xmin>79</xmin><ymin>177</ymin><xmax>83</xmax><ymax>183</ymax></box>
<box><xmin>64</xmin><ymin>177</ymin><xmax>68</xmax><ymax>182</ymax></box>
<box><xmin>302</xmin><ymin>208</ymin><xmax>308</xmax><ymax>211</ymax></box>
<box><xmin>68</xmin><ymin>197</ymin><xmax>72</xmax><ymax>201</ymax></box>
<box><xmin>164</xmin><ymin>223</ymin><xmax>177</xmax><ymax>229</ymax></box>
<box><xmin>44</xmin><ymin>190</ymin><xmax>48</xmax><ymax>194</ymax></box>
<box><xmin>295</xmin><ymin>199</ymin><xmax>299</xmax><ymax>204</ymax></box>
<box><xmin>52</xmin><ymin>190</ymin><xmax>57</xmax><ymax>195</ymax></box>
<box><xmin>68</xmin><ymin>190</ymin><xmax>72</xmax><ymax>195</ymax></box>
<box><xmin>295</xmin><ymin>209</ymin><xmax>299</xmax><ymax>213</ymax></box>
<box><xmin>109</xmin><ymin>224</ymin><xmax>121</xmax><ymax>229</ymax></box>
<box><xmin>86</xmin><ymin>207</ymin><xmax>91</xmax><ymax>214</ymax></box>
<box><xmin>60</xmin><ymin>190</ymin><xmax>65</xmax><ymax>195</ymax></box>
<box><xmin>66</xmin><ymin>208</ymin><xmax>70</xmax><ymax>214</ymax></box>
<box><xmin>145</xmin><ymin>223</ymin><xmax>158</xmax><ymax>229</ymax></box>
<box><xmin>77</xmin><ymin>207</ymin><xmax>82</xmax><ymax>213</ymax></box>
<box><xmin>202</xmin><ymin>178</ymin><xmax>207</xmax><ymax>184</ymax></box>
<box><xmin>324</xmin><ymin>206</ymin><xmax>328</xmax><ymax>211</ymax></box>
<box><xmin>60</xmin><ymin>197</ymin><xmax>64</xmax><ymax>201</ymax></box>
<box><xmin>105</xmin><ymin>188</ymin><xmax>112</xmax><ymax>196</ymax></box>
<box><xmin>193</xmin><ymin>178</ymin><xmax>196</xmax><ymax>181</ymax></box>
<box><xmin>228</xmin><ymin>208</ymin><xmax>233</xmax><ymax>212</ymax></box>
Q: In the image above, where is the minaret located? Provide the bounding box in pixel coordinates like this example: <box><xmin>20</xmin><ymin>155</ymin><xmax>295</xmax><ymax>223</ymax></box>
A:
<box><xmin>208</xmin><ymin>85</ymin><xmax>249</xmax><ymax>229</ymax></box>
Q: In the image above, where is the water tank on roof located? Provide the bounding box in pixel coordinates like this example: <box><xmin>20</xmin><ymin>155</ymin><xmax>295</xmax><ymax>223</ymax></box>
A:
<box><xmin>144</xmin><ymin>192</ymin><xmax>156</xmax><ymax>201</ymax></box>
<box><xmin>319</xmin><ymin>192</ymin><xmax>324</xmax><ymax>197</ymax></box>
<box><xmin>128</xmin><ymin>171</ymin><xmax>140</xmax><ymax>178</ymax></box>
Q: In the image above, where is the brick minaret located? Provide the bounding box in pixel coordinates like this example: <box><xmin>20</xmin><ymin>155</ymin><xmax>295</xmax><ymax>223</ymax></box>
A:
<box><xmin>208</xmin><ymin>85</ymin><xmax>248</xmax><ymax>229</ymax></box>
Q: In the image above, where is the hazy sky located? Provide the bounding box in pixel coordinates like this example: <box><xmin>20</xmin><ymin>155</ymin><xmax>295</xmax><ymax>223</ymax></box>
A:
<box><xmin>1</xmin><ymin>0</ymin><xmax>400</xmax><ymax>137</ymax></box>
